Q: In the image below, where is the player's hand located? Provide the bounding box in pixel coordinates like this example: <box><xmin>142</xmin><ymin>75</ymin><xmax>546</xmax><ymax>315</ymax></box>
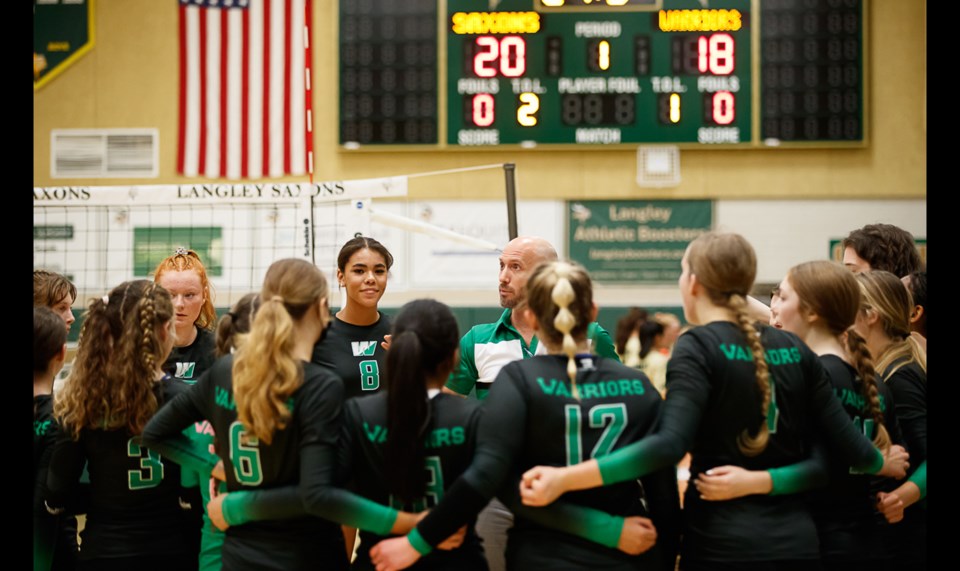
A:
<box><xmin>519</xmin><ymin>465</ymin><xmax>566</xmax><ymax>506</ymax></box>
<box><xmin>381</xmin><ymin>334</ymin><xmax>392</xmax><ymax>351</ymax></box>
<box><xmin>617</xmin><ymin>516</ymin><xmax>657</xmax><ymax>555</ymax></box>
<box><xmin>878</xmin><ymin>445</ymin><xmax>909</xmax><ymax>479</ymax></box>
<box><xmin>206</xmin><ymin>492</ymin><xmax>229</xmax><ymax>531</ymax></box>
<box><xmin>211</xmin><ymin>459</ymin><xmax>226</xmax><ymax>482</ymax></box>
<box><xmin>370</xmin><ymin>536</ymin><xmax>421</xmax><ymax>571</ymax></box>
<box><xmin>877</xmin><ymin>491</ymin><xmax>905</xmax><ymax>523</ymax></box>
<box><xmin>694</xmin><ymin>465</ymin><xmax>771</xmax><ymax>501</ymax></box>
<box><xmin>436</xmin><ymin>525</ymin><xmax>466</xmax><ymax>550</ymax></box>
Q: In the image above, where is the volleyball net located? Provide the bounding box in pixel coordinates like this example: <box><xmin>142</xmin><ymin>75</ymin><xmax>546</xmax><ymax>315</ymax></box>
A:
<box><xmin>34</xmin><ymin>164</ymin><xmax>514</xmax><ymax>309</ymax></box>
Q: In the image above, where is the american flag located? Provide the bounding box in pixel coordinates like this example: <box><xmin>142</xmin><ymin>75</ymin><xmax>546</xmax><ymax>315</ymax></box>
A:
<box><xmin>177</xmin><ymin>0</ymin><xmax>313</xmax><ymax>180</ymax></box>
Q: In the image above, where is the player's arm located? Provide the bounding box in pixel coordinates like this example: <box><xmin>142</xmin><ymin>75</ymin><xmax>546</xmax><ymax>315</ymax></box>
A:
<box><xmin>694</xmin><ymin>440</ymin><xmax>830</xmax><ymax>500</ymax></box>
<box><xmin>444</xmin><ymin>329</ymin><xmax>479</xmax><ymax>396</ymax></box>
<box><xmin>297</xmin><ymin>379</ymin><xmax>419</xmax><ymax>535</ymax></box>
<box><xmin>746</xmin><ymin>295</ymin><xmax>774</xmax><ymax>324</ymax></box>
<box><xmin>588</xmin><ymin>322</ymin><xmax>621</xmax><ymax>362</ymax></box>
<box><xmin>43</xmin><ymin>429</ymin><xmax>86</xmax><ymax>515</ymax></box>
<box><xmin>806</xmin><ymin>355</ymin><xmax>907</xmax><ymax>478</ymax></box>
<box><xmin>877</xmin><ymin>460</ymin><xmax>926</xmax><ymax>524</ymax></box>
<box><xmin>497</xmin><ymin>474</ymin><xmax>656</xmax><ymax>555</ymax></box>
<box><xmin>141</xmin><ymin>375</ymin><xmax>220</xmax><ymax>474</ymax></box>
<box><xmin>401</xmin><ymin>364</ymin><xmax>530</xmax><ymax>556</ymax></box>
<box><xmin>520</xmin><ymin>334</ymin><xmax>712</xmax><ymax>506</ymax></box>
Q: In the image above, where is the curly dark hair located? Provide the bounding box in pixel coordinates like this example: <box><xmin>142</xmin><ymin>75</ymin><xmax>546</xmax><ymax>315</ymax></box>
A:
<box><xmin>841</xmin><ymin>224</ymin><xmax>923</xmax><ymax>277</ymax></box>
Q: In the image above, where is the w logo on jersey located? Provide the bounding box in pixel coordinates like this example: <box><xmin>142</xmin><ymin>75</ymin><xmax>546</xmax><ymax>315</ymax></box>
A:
<box><xmin>175</xmin><ymin>362</ymin><xmax>196</xmax><ymax>379</ymax></box>
<box><xmin>351</xmin><ymin>341</ymin><xmax>378</xmax><ymax>357</ymax></box>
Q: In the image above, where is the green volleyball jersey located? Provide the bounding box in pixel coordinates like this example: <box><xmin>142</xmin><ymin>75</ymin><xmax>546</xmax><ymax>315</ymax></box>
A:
<box><xmin>446</xmin><ymin>308</ymin><xmax>620</xmax><ymax>399</ymax></box>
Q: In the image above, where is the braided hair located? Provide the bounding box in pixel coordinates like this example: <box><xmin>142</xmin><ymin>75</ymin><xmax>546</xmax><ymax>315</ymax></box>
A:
<box><xmin>525</xmin><ymin>261</ymin><xmax>595</xmax><ymax>400</ymax></box>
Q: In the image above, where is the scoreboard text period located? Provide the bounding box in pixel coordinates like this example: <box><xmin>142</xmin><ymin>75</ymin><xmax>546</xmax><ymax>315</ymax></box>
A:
<box><xmin>449</xmin><ymin>0</ymin><xmax>751</xmax><ymax>147</ymax></box>
<box><xmin>338</xmin><ymin>0</ymin><xmax>865</xmax><ymax>148</ymax></box>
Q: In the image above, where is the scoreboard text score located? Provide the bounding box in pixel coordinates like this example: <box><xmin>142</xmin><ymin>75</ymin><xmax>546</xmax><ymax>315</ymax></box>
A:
<box><xmin>338</xmin><ymin>0</ymin><xmax>865</xmax><ymax>148</ymax></box>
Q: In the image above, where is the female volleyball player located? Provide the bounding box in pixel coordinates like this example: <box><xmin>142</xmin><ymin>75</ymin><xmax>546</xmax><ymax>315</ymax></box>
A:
<box><xmin>141</xmin><ymin>259</ymin><xmax>424</xmax><ymax>571</ymax></box>
<box><xmin>153</xmin><ymin>247</ymin><xmax>222</xmax><ymax>569</ymax></box>
<box><xmin>45</xmin><ymin>280</ymin><xmax>193</xmax><ymax>570</ymax></box>
<box><xmin>855</xmin><ymin>270</ymin><xmax>926</xmax><ymax>567</ymax></box>
<box><xmin>34</xmin><ymin>306</ymin><xmax>76</xmax><ymax>571</ymax></box>
<box><xmin>370</xmin><ymin>260</ymin><xmax>681</xmax><ymax>571</ymax></box>
<box><xmin>515</xmin><ymin>232</ymin><xmax>908</xmax><ymax>571</ymax></box>
<box><xmin>695</xmin><ymin>260</ymin><xmax>904</xmax><ymax>570</ymax></box>
<box><xmin>153</xmin><ymin>247</ymin><xmax>218</xmax><ymax>383</ymax></box>
<box><xmin>312</xmin><ymin>236</ymin><xmax>394</xmax><ymax>400</ymax></box>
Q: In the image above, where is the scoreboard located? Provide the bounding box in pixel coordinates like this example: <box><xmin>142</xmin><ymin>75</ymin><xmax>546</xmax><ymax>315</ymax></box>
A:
<box><xmin>338</xmin><ymin>0</ymin><xmax>865</xmax><ymax>148</ymax></box>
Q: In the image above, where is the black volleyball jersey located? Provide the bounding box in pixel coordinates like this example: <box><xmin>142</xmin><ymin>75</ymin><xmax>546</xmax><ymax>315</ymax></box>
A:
<box><xmin>312</xmin><ymin>313</ymin><xmax>392</xmax><ymax>400</ymax></box>
<box><xmin>880</xmin><ymin>359</ymin><xmax>927</xmax><ymax>536</ymax></box>
<box><xmin>340</xmin><ymin>391</ymin><xmax>487</xmax><ymax>570</ymax></box>
<box><xmin>810</xmin><ymin>354</ymin><xmax>904</xmax><ymax>561</ymax></box>
<box><xmin>44</xmin><ymin>376</ymin><xmax>190</xmax><ymax>562</ymax></box>
<box><xmin>163</xmin><ymin>326</ymin><xmax>217</xmax><ymax>384</ymax></box>
<box><xmin>34</xmin><ymin>394</ymin><xmax>78</xmax><ymax>571</ymax></box>
<box><xmin>882</xmin><ymin>360</ymin><xmax>926</xmax><ymax>473</ymax></box>
<box><xmin>416</xmin><ymin>354</ymin><xmax>679</xmax><ymax>569</ymax></box>
<box><xmin>142</xmin><ymin>355</ymin><xmax>348</xmax><ymax>571</ymax></box>
<box><xmin>594</xmin><ymin>322</ymin><xmax>885</xmax><ymax>563</ymax></box>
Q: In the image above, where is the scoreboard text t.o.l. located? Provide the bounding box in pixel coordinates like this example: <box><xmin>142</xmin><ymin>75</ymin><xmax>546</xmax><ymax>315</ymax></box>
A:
<box><xmin>338</xmin><ymin>0</ymin><xmax>866</xmax><ymax>149</ymax></box>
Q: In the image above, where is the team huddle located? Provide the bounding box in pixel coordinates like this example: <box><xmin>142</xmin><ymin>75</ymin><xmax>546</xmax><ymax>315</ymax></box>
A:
<box><xmin>33</xmin><ymin>225</ymin><xmax>926</xmax><ymax>571</ymax></box>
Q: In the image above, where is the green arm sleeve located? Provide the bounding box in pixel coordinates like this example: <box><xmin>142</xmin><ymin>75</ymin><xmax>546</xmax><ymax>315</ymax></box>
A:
<box><xmin>908</xmin><ymin>460</ymin><xmax>926</xmax><ymax>500</ymax></box>
<box><xmin>498</xmin><ymin>479</ymin><xmax>624</xmax><ymax>548</ymax></box>
<box><xmin>768</xmin><ymin>441</ymin><xmax>829</xmax><ymax>495</ymax></box>
<box><xmin>301</xmin><ymin>445</ymin><xmax>400</xmax><ymax>534</ymax></box>
<box><xmin>139</xmin><ymin>433</ymin><xmax>220</xmax><ymax>475</ymax></box>
<box><xmin>221</xmin><ymin>486</ymin><xmax>309</xmax><ymax>526</ymax></box>
<box><xmin>588</xmin><ymin>323</ymin><xmax>621</xmax><ymax>362</ymax></box>
<box><xmin>597</xmin><ymin>394</ymin><xmax>698</xmax><ymax>485</ymax></box>
<box><xmin>142</xmin><ymin>375</ymin><xmax>219</xmax><ymax>474</ymax></box>
<box><xmin>215</xmin><ymin>453</ymin><xmax>399</xmax><ymax>534</ymax></box>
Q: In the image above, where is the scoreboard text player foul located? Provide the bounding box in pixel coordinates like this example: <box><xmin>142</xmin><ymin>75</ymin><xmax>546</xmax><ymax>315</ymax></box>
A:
<box><xmin>339</xmin><ymin>0</ymin><xmax>865</xmax><ymax>148</ymax></box>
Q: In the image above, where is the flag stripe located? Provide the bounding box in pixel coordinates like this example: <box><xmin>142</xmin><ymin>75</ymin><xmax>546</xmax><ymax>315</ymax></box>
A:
<box><xmin>226</xmin><ymin>8</ymin><xmax>242</xmax><ymax>179</ymax></box>
<box><xmin>177</xmin><ymin>2</ymin><xmax>187</xmax><ymax>175</ymax></box>
<box><xmin>304</xmin><ymin>0</ymin><xmax>313</xmax><ymax>178</ymax></box>
<box><xmin>283</xmin><ymin>0</ymin><xmax>292</xmax><ymax>175</ymax></box>
<box><xmin>264</xmin><ymin>0</ymin><xmax>274</xmax><ymax>177</ymax></box>
<box><xmin>241</xmin><ymin>7</ymin><xmax>250</xmax><ymax>179</ymax></box>
<box><xmin>183</xmin><ymin>6</ymin><xmax>201</xmax><ymax>177</ymax></box>
<box><xmin>268</xmin><ymin>0</ymin><xmax>284</xmax><ymax>178</ymax></box>
<box><xmin>198</xmin><ymin>8</ymin><xmax>208</xmax><ymax>176</ymax></box>
<box><xmin>249</xmin><ymin>0</ymin><xmax>264</xmax><ymax>179</ymax></box>
<box><xmin>290</xmin><ymin>0</ymin><xmax>304</xmax><ymax>174</ymax></box>
<box><xmin>219</xmin><ymin>7</ymin><xmax>229</xmax><ymax>179</ymax></box>
<box><xmin>178</xmin><ymin>0</ymin><xmax>308</xmax><ymax>180</ymax></box>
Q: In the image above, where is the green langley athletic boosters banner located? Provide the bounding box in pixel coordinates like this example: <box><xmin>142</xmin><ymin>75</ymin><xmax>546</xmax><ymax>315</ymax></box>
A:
<box><xmin>567</xmin><ymin>200</ymin><xmax>713</xmax><ymax>284</ymax></box>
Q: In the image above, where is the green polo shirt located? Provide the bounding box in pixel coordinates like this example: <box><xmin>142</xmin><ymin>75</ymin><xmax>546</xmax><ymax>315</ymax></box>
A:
<box><xmin>445</xmin><ymin>308</ymin><xmax>620</xmax><ymax>399</ymax></box>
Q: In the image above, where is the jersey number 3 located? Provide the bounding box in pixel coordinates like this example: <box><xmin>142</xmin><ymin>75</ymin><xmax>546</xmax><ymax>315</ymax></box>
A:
<box><xmin>128</xmin><ymin>438</ymin><xmax>164</xmax><ymax>490</ymax></box>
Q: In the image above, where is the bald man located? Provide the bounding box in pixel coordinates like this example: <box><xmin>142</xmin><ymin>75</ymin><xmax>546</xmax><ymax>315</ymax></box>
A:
<box><xmin>443</xmin><ymin>236</ymin><xmax>619</xmax><ymax>571</ymax></box>
<box><xmin>445</xmin><ymin>236</ymin><xmax>619</xmax><ymax>400</ymax></box>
